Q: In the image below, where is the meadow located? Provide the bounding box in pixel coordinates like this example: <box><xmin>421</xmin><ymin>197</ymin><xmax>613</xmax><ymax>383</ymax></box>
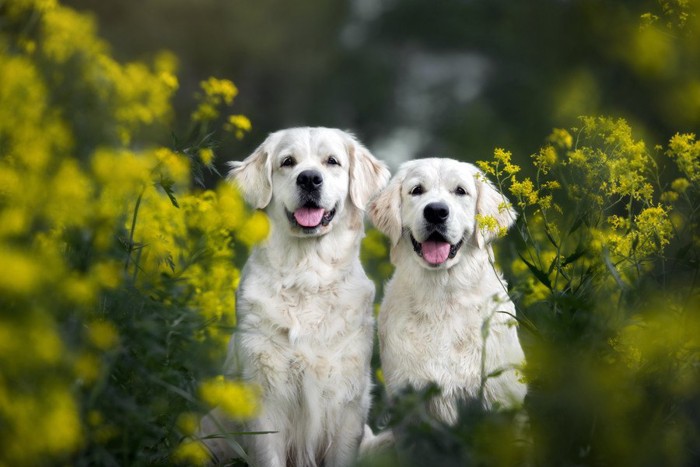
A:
<box><xmin>0</xmin><ymin>1</ymin><xmax>698</xmax><ymax>465</ymax></box>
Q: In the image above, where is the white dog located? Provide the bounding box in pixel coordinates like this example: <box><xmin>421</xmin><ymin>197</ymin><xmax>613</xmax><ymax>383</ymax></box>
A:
<box><xmin>368</xmin><ymin>158</ymin><xmax>526</xmax><ymax>425</ymax></box>
<box><xmin>199</xmin><ymin>128</ymin><xmax>389</xmax><ymax>466</ymax></box>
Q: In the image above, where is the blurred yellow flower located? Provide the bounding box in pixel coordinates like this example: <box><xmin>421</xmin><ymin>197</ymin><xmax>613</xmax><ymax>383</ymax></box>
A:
<box><xmin>225</xmin><ymin>114</ymin><xmax>253</xmax><ymax>140</ymax></box>
<box><xmin>199</xmin><ymin>376</ymin><xmax>260</xmax><ymax>420</ymax></box>
<box><xmin>173</xmin><ymin>439</ymin><xmax>210</xmax><ymax>465</ymax></box>
<box><xmin>199</xmin><ymin>147</ymin><xmax>215</xmax><ymax>166</ymax></box>
<box><xmin>547</xmin><ymin>128</ymin><xmax>573</xmax><ymax>149</ymax></box>
<box><xmin>237</xmin><ymin>211</ymin><xmax>270</xmax><ymax>247</ymax></box>
<box><xmin>533</xmin><ymin>145</ymin><xmax>558</xmax><ymax>174</ymax></box>
<box><xmin>87</xmin><ymin>321</ymin><xmax>119</xmax><ymax>351</ymax></box>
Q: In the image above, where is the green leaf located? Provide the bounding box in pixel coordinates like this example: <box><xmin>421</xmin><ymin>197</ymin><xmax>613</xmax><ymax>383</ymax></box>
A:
<box><xmin>562</xmin><ymin>248</ymin><xmax>587</xmax><ymax>267</ymax></box>
<box><xmin>157</xmin><ymin>176</ymin><xmax>180</xmax><ymax>208</ymax></box>
<box><xmin>518</xmin><ymin>251</ymin><xmax>552</xmax><ymax>290</ymax></box>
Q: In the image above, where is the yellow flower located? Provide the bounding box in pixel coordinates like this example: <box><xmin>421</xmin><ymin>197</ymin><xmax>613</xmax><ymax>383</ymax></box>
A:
<box><xmin>533</xmin><ymin>145</ymin><xmax>558</xmax><ymax>173</ymax></box>
<box><xmin>0</xmin><ymin>249</ymin><xmax>41</xmax><ymax>295</ymax></box>
<box><xmin>667</xmin><ymin>133</ymin><xmax>700</xmax><ymax>182</ymax></box>
<box><xmin>225</xmin><ymin>114</ymin><xmax>252</xmax><ymax>140</ymax></box>
<box><xmin>237</xmin><ymin>211</ymin><xmax>270</xmax><ymax>247</ymax></box>
<box><xmin>509</xmin><ymin>177</ymin><xmax>538</xmax><ymax>207</ymax></box>
<box><xmin>476</xmin><ymin>214</ymin><xmax>507</xmax><ymax>238</ymax></box>
<box><xmin>547</xmin><ymin>128</ymin><xmax>573</xmax><ymax>149</ymax></box>
<box><xmin>173</xmin><ymin>440</ymin><xmax>210</xmax><ymax>465</ymax></box>
<box><xmin>199</xmin><ymin>376</ymin><xmax>260</xmax><ymax>420</ymax></box>
<box><xmin>74</xmin><ymin>352</ymin><xmax>101</xmax><ymax>384</ymax></box>
<box><xmin>198</xmin><ymin>147</ymin><xmax>215</xmax><ymax>166</ymax></box>
<box><xmin>376</xmin><ymin>368</ymin><xmax>385</xmax><ymax>385</ymax></box>
<box><xmin>671</xmin><ymin>177</ymin><xmax>690</xmax><ymax>192</ymax></box>
<box><xmin>201</xmin><ymin>77</ymin><xmax>238</xmax><ymax>105</ymax></box>
<box><xmin>87</xmin><ymin>321</ymin><xmax>119</xmax><ymax>351</ymax></box>
<box><xmin>192</xmin><ymin>78</ymin><xmax>239</xmax><ymax>122</ymax></box>
<box><xmin>477</xmin><ymin>148</ymin><xmax>521</xmax><ymax>178</ymax></box>
<box><xmin>176</xmin><ymin>412</ymin><xmax>201</xmax><ymax>436</ymax></box>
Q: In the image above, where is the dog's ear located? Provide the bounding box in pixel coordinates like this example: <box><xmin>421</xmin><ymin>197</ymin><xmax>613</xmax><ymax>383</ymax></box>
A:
<box><xmin>368</xmin><ymin>175</ymin><xmax>403</xmax><ymax>246</ymax></box>
<box><xmin>227</xmin><ymin>138</ymin><xmax>274</xmax><ymax>209</ymax></box>
<box><xmin>474</xmin><ymin>171</ymin><xmax>517</xmax><ymax>249</ymax></box>
<box><xmin>343</xmin><ymin>132</ymin><xmax>390</xmax><ymax>211</ymax></box>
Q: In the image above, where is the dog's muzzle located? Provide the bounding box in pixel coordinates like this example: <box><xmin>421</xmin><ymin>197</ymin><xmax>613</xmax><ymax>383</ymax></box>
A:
<box><xmin>286</xmin><ymin>203</ymin><xmax>337</xmax><ymax>231</ymax></box>
<box><xmin>409</xmin><ymin>201</ymin><xmax>463</xmax><ymax>266</ymax></box>
<box><xmin>410</xmin><ymin>231</ymin><xmax>463</xmax><ymax>266</ymax></box>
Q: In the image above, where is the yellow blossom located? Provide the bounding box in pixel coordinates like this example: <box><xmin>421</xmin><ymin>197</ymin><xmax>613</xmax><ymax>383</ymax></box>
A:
<box><xmin>237</xmin><ymin>211</ymin><xmax>270</xmax><ymax>247</ymax></box>
<box><xmin>509</xmin><ymin>177</ymin><xmax>538</xmax><ymax>207</ymax></box>
<box><xmin>199</xmin><ymin>376</ymin><xmax>260</xmax><ymax>420</ymax></box>
<box><xmin>476</xmin><ymin>213</ymin><xmax>507</xmax><ymax>238</ymax></box>
<box><xmin>176</xmin><ymin>412</ymin><xmax>201</xmax><ymax>436</ymax></box>
<box><xmin>87</xmin><ymin>321</ymin><xmax>119</xmax><ymax>351</ymax></box>
<box><xmin>225</xmin><ymin>114</ymin><xmax>252</xmax><ymax>140</ymax></box>
<box><xmin>199</xmin><ymin>147</ymin><xmax>215</xmax><ymax>166</ymax></box>
<box><xmin>671</xmin><ymin>177</ymin><xmax>690</xmax><ymax>192</ymax></box>
<box><xmin>533</xmin><ymin>145</ymin><xmax>558</xmax><ymax>173</ymax></box>
<box><xmin>173</xmin><ymin>440</ymin><xmax>210</xmax><ymax>465</ymax></box>
<box><xmin>667</xmin><ymin>133</ymin><xmax>700</xmax><ymax>182</ymax></box>
<box><xmin>548</xmin><ymin>128</ymin><xmax>574</xmax><ymax>149</ymax></box>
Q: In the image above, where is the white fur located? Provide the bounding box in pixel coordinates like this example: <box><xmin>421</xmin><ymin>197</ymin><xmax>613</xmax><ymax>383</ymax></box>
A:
<box><xmin>199</xmin><ymin>128</ymin><xmax>389</xmax><ymax>466</ymax></box>
<box><xmin>368</xmin><ymin>158</ymin><xmax>526</xmax><ymax>425</ymax></box>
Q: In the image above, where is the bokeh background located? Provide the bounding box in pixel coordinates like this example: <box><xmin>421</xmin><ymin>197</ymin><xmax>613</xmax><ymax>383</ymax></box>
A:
<box><xmin>64</xmin><ymin>0</ymin><xmax>700</xmax><ymax>170</ymax></box>
<box><xmin>2</xmin><ymin>0</ymin><xmax>699</xmax><ymax>465</ymax></box>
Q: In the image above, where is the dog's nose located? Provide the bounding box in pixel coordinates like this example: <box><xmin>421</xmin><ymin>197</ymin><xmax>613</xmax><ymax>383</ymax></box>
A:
<box><xmin>424</xmin><ymin>202</ymin><xmax>450</xmax><ymax>224</ymax></box>
<box><xmin>297</xmin><ymin>170</ymin><xmax>323</xmax><ymax>192</ymax></box>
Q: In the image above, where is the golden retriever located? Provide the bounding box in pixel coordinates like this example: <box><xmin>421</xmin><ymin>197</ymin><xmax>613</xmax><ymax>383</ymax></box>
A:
<box><xmin>199</xmin><ymin>128</ymin><xmax>389</xmax><ymax>466</ymax></box>
<box><xmin>369</xmin><ymin>158</ymin><xmax>526</xmax><ymax>425</ymax></box>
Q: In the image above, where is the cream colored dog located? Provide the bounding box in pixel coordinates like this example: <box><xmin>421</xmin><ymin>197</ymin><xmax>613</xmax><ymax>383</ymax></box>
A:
<box><xmin>369</xmin><ymin>158</ymin><xmax>526</xmax><ymax>425</ymax></box>
<box><xmin>199</xmin><ymin>128</ymin><xmax>389</xmax><ymax>466</ymax></box>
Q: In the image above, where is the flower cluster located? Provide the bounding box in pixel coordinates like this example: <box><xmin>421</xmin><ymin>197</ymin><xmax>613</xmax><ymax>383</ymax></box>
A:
<box><xmin>0</xmin><ymin>1</ymin><xmax>263</xmax><ymax>464</ymax></box>
<box><xmin>472</xmin><ymin>116</ymin><xmax>700</xmax><ymax>464</ymax></box>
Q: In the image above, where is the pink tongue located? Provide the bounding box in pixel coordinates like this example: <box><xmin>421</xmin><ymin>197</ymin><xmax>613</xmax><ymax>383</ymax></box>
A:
<box><xmin>294</xmin><ymin>207</ymin><xmax>325</xmax><ymax>227</ymax></box>
<box><xmin>422</xmin><ymin>241</ymin><xmax>451</xmax><ymax>265</ymax></box>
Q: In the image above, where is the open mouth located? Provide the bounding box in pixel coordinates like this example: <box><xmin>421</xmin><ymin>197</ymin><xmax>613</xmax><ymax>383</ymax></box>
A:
<box><xmin>410</xmin><ymin>231</ymin><xmax>463</xmax><ymax>266</ymax></box>
<box><xmin>286</xmin><ymin>203</ymin><xmax>337</xmax><ymax>230</ymax></box>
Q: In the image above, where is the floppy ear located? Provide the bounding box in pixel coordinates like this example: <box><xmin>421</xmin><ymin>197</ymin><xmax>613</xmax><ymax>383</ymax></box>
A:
<box><xmin>474</xmin><ymin>172</ymin><xmax>517</xmax><ymax>249</ymax></box>
<box><xmin>368</xmin><ymin>175</ymin><xmax>403</xmax><ymax>246</ymax></box>
<box><xmin>227</xmin><ymin>138</ymin><xmax>273</xmax><ymax>209</ymax></box>
<box><xmin>344</xmin><ymin>132</ymin><xmax>390</xmax><ymax>210</ymax></box>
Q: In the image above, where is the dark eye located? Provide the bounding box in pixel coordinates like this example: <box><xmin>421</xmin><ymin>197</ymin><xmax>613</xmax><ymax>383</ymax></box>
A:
<box><xmin>455</xmin><ymin>186</ymin><xmax>467</xmax><ymax>196</ymax></box>
<box><xmin>327</xmin><ymin>155</ymin><xmax>340</xmax><ymax>166</ymax></box>
<box><xmin>409</xmin><ymin>185</ymin><xmax>424</xmax><ymax>196</ymax></box>
<box><xmin>281</xmin><ymin>156</ymin><xmax>296</xmax><ymax>168</ymax></box>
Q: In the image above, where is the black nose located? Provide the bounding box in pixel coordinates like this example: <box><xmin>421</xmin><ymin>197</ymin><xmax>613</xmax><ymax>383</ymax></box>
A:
<box><xmin>297</xmin><ymin>170</ymin><xmax>323</xmax><ymax>192</ymax></box>
<box><xmin>424</xmin><ymin>202</ymin><xmax>449</xmax><ymax>224</ymax></box>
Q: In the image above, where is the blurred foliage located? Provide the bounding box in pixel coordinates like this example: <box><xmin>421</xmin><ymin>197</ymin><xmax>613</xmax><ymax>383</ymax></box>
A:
<box><xmin>0</xmin><ymin>0</ymin><xmax>265</xmax><ymax>465</ymax></box>
<box><xmin>364</xmin><ymin>118</ymin><xmax>700</xmax><ymax>466</ymax></box>
<box><xmin>62</xmin><ymin>0</ymin><xmax>700</xmax><ymax>167</ymax></box>
<box><xmin>2</xmin><ymin>0</ymin><xmax>700</xmax><ymax>465</ymax></box>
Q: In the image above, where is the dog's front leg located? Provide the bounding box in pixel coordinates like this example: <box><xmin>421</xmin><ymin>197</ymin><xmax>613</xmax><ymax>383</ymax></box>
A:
<box><xmin>324</xmin><ymin>408</ymin><xmax>365</xmax><ymax>467</ymax></box>
<box><xmin>248</xmin><ymin>414</ymin><xmax>286</xmax><ymax>467</ymax></box>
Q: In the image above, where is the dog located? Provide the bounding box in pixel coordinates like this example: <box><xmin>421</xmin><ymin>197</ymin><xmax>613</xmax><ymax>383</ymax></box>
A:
<box><xmin>368</xmin><ymin>157</ymin><xmax>526</xmax><ymax>425</ymax></box>
<box><xmin>198</xmin><ymin>128</ymin><xmax>389</xmax><ymax>466</ymax></box>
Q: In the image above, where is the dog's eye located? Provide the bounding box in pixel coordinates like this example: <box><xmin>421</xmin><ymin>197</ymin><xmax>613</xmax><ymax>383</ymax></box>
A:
<box><xmin>281</xmin><ymin>156</ymin><xmax>296</xmax><ymax>168</ymax></box>
<box><xmin>455</xmin><ymin>186</ymin><xmax>467</xmax><ymax>196</ymax></box>
<box><xmin>327</xmin><ymin>156</ymin><xmax>340</xmax><ymax>166</ymax></box>
<box><xmin>409</xmin><ymin>185</ymin><xmax>424</xmax><ymax>196</ymax></box>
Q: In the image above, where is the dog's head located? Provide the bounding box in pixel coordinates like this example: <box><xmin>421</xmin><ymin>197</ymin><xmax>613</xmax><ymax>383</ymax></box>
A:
<box><xmin>229</xmin><ymin>127</ymin><xmax>389</xmax><ymax>238</ymax></box>
<box><xmin>369</xmin><ymin>158</ymin><xmax>516</xmax><ymax>269</ymax></box>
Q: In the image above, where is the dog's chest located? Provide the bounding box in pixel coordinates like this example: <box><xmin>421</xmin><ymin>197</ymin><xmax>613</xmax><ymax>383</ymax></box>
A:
<box><xmin>236</xmin><ymin>264</ymin><xmax>374</xmax><ymax>399</ymax></box>
<box><xmin>380</xmin><ymin>292</ymin><xmax>489</xmax><ymax>391</ymax></box>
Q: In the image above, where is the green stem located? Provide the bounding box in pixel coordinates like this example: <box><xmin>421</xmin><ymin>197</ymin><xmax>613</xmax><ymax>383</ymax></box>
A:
<box><xmin>125</xmin><ymin>188</ymin><xmax>145</xmax><ymax>274</ymax></box>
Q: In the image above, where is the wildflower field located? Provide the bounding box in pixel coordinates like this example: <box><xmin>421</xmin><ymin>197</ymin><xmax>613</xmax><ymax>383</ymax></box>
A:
<box><xmin>1</xmin><ymin>0</ymin><xmax>699</xmax><ymax>466</ymax></box>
